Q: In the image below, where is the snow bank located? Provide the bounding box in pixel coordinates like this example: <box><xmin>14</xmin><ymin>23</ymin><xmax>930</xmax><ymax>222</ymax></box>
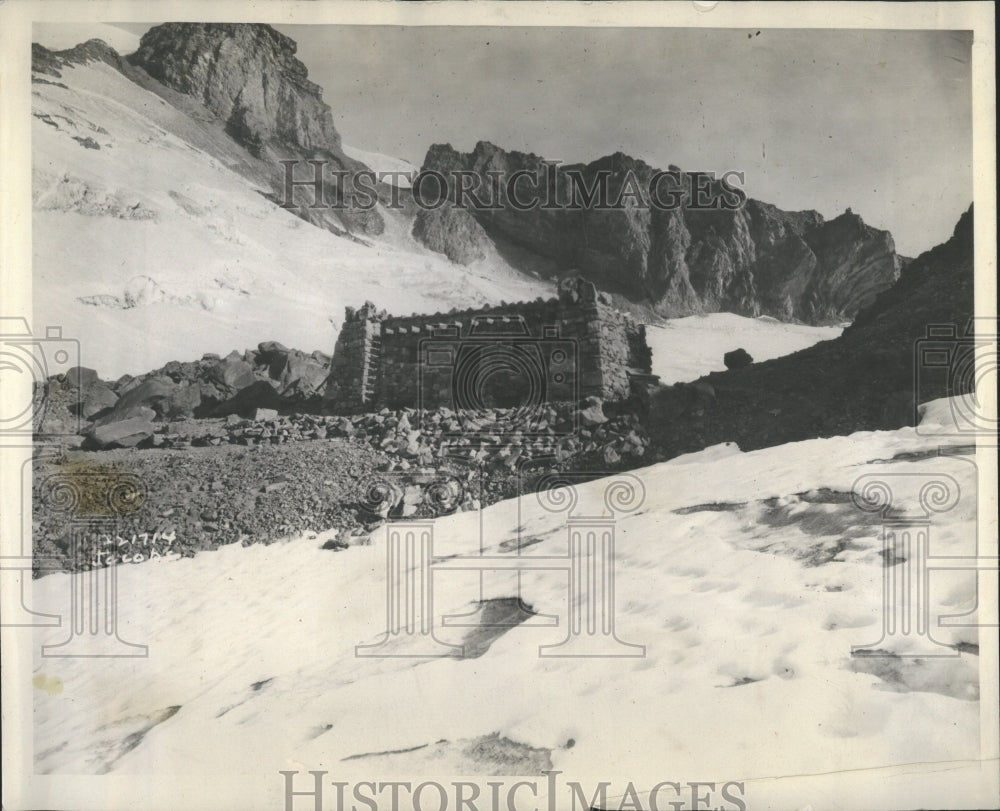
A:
<box><xmin>918</xmin><ymin>393</ymin><xmax>989</xmax><ymax>436</ymax></box>
<box><xmin>31</xmin><ymin>404</ymin><xmax>984</xmax><ymax>796</ymax></box>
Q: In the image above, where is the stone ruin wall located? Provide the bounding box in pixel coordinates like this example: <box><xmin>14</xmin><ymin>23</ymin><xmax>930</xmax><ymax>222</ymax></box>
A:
<box><xmin>324</xmin><ymin>302</ymin><xmax>383</xmax><ymax>413</ymax></box>
<box><xmin>323</xmin><ymin>282</ymin><xmax>652</xmax><ymax>414</ymax></box>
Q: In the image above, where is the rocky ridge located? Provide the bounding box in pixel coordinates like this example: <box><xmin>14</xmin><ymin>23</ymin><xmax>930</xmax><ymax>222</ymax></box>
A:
<box><xmin>32</xmin><ymin>25</ymin><xmax>901</xmax><ymax>325</ymax></box>
<box><xmin>415</xmin><ymin>141</ymin><xmax>903</xmax><ymax>325</ymax></box>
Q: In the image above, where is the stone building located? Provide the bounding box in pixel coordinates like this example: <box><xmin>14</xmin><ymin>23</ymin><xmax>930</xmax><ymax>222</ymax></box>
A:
<box><xmin>324</xmin><ymin>278</ymin><xmax>654</xmax><ymax>414</ymax></box>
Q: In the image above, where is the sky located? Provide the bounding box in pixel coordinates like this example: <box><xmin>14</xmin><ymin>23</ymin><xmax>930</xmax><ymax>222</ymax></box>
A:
<box><xmin>97</xmin><ymin>24</ymin><xmax>974</xmax><ymax>257</ymax></box>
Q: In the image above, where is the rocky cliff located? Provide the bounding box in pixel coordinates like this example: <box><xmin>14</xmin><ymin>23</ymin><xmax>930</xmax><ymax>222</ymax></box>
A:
<box><xmin>415</xmin><ymin>141</ymin><xmax>902</xmax><ymax>324</ymax></box>
<box><xmin>128</xmin><ymin>23</ymin><xmax>340</xmax><ymax>157</ymax></box>
<box><xmin>125</xmin><ymin>23</ymin><xmax>383</xmax><ymax>237</ymax></box>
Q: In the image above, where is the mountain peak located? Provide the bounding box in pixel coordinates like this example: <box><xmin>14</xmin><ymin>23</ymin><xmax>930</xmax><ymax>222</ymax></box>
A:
<box><xmin>128</xmin><ymin>22</ymin><xmax>341</xmax><ymax>157</ymax></box>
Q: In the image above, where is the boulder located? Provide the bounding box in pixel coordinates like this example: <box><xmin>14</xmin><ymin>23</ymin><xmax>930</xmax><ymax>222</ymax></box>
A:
<box><xmin>96</xmin><ymin>375</ymin><xmax>203</xmax><ymax>422</ymax></box>
<box><xmin>275</xmin><ymin>350</ymin><xmax>329</xmax><ymax>399</ymax></box>
<box><xmin>262</xmin><ymin>477</ymin><xmax>289</xmax><ymax>493</ymax></box>
<box><xmin>65</xmin><ymin>366</ymin><xmax>98</xmax><ymax>389</ymax></box>
<box><xmin>89</xmin><ymin>416</ymin><xmax>155</xmax><ymax>449</ymax></box>
<box><xmin>256</xmin><ymin>340</ymin><xmax>290</xmax><ymax>373</ymax></box>
<box><xmin>107</xmin><ymin>376</ymin><xmax>177</xmax><ymax>419</ymax></box>
<box><xmin>400</xmin><ymin>484</ymin><xmax>424</xmax><ymax>517</ymax></box>
<box><xmin>112</xmin><ymin>374</ymin><xmax>138</xmax><ymax>394</ymax></box>
<box><xmin>160</xmin><ymin>359</ymin><xmax>199</xmax><ymax>384</ymax></box>
<box><xmin>578</xmin><ymin>395</ymin><xmax>608</xmax><ymax>426</ymax></box>
<box><xmin>166</xmin><ymin>382</ymin><xmax>202</xmax><ymax>418</ymax></box>
<box><xmin>94</xmin><ymin>403</ymin><xmax>156</xmax><ymax>427</ymax></box>
<box><xmin>213</xmin><ymin>380</ymin><xmax>282</xmax><ymax>418</ymax></box>
<box><xmin>558</xmin><ymin>276</ymin><xmax>598</xmax><ymax>304</ymax></box>
<box><xmin>204</xmin><ymin>353</ymin><xmax>257</xmax><ymax>392</ymax></box>
<box><xmin>80</xmin><ymin>381</ymin><xmax>118</xmax><ymax>419</ymax></box>
<box><xmin>724</xmin><ymin>348</ymin><xmax>754</xmax><ymax>370</ymax></box>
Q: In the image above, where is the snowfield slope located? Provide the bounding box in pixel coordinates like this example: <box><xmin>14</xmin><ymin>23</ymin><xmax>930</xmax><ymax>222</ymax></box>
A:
<box><xmin>32</xmin><ymin>397</ymin><xmax>983</xmax><ymax>796</ymax></box>
<box><xmin>32</xmin><ymin>56</ymin><xmax>550</xmax><ymax>379</ymax></box>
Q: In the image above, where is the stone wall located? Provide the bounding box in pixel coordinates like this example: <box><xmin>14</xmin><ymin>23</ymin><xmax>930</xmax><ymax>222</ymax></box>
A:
<box><xmin>378</xmin><ymin>299</ymin><xmax>574</xmax><ymax>410</ymax></box>
<box><xmin>324</xmin><ymin>302</ymin><xmax>386</xmax><ymax>413</ymax></box>
<box><xmin>324</xmin><ymin>280</ymin><xmax>653</xmax><ymax>414</ymax></box>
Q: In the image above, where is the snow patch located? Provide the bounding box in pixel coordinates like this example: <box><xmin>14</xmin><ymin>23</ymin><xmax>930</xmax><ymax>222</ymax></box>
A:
<box><xmin>647</xmin><ymin>313</ymin><xmax>842</xmax><ymax>384</ymax></box>
<box><xmin>342</xmin><ymin>144</ymin><xmax>418</xmax><ymax>188</ymax></box>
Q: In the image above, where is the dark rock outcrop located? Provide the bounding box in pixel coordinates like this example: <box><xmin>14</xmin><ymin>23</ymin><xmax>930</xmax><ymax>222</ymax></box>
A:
<box><xmin>204</xmin><ymin>353</ymin><xmax>257</xmax><ymax>394</ymax></box>
<box><xmin>646</xmin><ymin>205</ymin><xmax>975</xmax><ymax>458</ymax></box>
<box><xmin>213</xmin><ymin>380</ymin><xmax>283</xmax><ymax>419</ymax></box>
<box><xmin>99</xmin><ymin>376</ymin><xmax>197</xmax><ymax>423</ymax></box>
<box><xmin>65</xmin><ymin>366</ymin><xmax>98</xmax><ymax>389</ymax></box>
<box><xmin>415</xmin><ymin>141</ymin><xmax>902</xmax><ymax>325</ymax></box>
<box><xmin>578</xmin><ymin>396</ymin><xmax>608</xmax><ymax>427</ymax></box>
